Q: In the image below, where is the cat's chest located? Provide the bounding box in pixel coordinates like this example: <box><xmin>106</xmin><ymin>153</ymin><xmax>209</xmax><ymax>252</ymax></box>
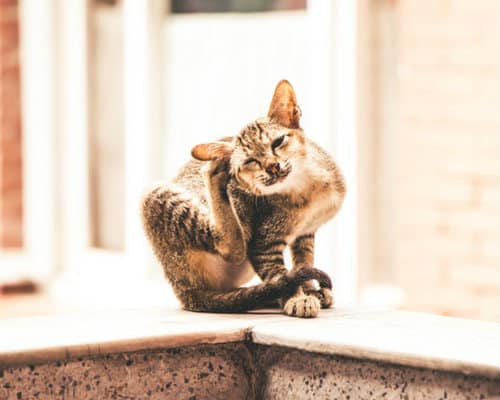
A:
<box><xmin>287</xmin><ymin>187</ymin><xmax>343</xmax><ymax>241</ymax></box>
<box><xmin>232</xmin><ymin>178</ymin><xmax>343</xmax><ymax>243</ymax></box>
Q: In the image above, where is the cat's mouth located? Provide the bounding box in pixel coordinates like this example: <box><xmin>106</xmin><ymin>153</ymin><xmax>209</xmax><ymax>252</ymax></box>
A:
<box><xmin>263</xmin><ymin>166</ymin><xmax>291</xmax><ymax>186</ymax></box>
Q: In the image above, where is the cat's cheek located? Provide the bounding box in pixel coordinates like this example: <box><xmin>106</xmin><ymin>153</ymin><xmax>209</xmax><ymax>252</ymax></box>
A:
<box><xmin>288</xmin><ymin>145</ymin><xmax>306</xmax><ymax>159</ymax></box>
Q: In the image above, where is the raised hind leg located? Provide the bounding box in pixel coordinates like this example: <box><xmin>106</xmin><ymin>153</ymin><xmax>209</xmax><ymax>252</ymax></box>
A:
<box><xmin>141</xmin><ymin>159</ymin><xmax>246</xmax><ymax>264</ymax></box>
<box><xmin>142</xmin><ymin>159</ymin><xmax>255</xmax><ymax>310</ymax></box>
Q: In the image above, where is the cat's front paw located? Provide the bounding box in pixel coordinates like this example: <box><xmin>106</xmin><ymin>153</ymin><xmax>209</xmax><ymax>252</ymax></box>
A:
<box><xmin>202</xmin><ymin>159</ymin><xmax>229</xmax><ymax>177</ymax></box>
<box><xmin>283</xmin><ymin>294</ymin><xmax>321</xmax><ymax>318</ymax></box>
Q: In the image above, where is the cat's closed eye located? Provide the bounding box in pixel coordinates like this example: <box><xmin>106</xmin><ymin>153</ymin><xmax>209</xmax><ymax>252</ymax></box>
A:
<box><xmin>244</xmin><ymin>158</ymin><xmax>260</xmax><ymax>167</ymax></box>
<box><xmin>271</xmin><ymin>135</ymin><xmax>286</xmax><ymax>150</ymax></box>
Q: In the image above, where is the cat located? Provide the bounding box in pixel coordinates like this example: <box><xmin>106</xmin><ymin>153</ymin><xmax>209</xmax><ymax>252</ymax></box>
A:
<box><xmin>141</xmin><ymin>80</ymin><xmax>345</xmax><ymax>318</ymax></box>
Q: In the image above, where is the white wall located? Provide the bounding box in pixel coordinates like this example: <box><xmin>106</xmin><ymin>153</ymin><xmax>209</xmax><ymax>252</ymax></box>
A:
<box><xmin>162</xmin><ymin>12</ymin><xmax>310</xmax><ymax>177</ymax></box>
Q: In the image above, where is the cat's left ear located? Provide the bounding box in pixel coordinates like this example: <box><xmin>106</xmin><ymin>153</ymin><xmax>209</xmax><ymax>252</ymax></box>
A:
<box><xmin>268</xmin><ymin>80</ymin><xmax>301</xmax><ymax>129</ymax></box>
<box><xmin>191</xmin><ymin>141</ymin><xmax>233</xmax><ymax>161</ymax></box>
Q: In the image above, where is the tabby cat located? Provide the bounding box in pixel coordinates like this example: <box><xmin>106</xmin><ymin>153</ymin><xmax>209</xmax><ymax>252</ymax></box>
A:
<box><xmin>142</xmin><ymin>80</ymin><xmax>345</xmax><ymax>318</ymax></box>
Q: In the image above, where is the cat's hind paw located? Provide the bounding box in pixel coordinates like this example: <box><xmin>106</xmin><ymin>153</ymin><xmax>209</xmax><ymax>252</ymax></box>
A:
<box><xmin>305</xmin><ymin>287</ymin><xmax>334</xmax><ymax>309</ymax></box>
<box><xmin>283</xmin><ymin>294</ymin><xmax>321</xmax><ymax>318</ymax></box>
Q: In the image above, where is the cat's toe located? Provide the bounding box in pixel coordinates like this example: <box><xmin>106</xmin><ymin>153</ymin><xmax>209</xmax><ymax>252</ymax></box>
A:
<box><xmin>319</xmin><ymin>288</ymin><xmax>334</xmax><ymax>309</ymax></box>
<box><xmin>283</xmin><ymin>294</ymin><xmax>320</xmax><ymax>318</ymax></box>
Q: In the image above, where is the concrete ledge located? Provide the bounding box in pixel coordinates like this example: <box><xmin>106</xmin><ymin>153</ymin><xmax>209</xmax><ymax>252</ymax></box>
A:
<box><xmin>1</xmin><ymin>308</ymin><xmax>500</xmax><ymax>399</ymax></box>
<box><xmin>2</xmin><ymin>343</ymin><xmax>500</xmax><ymax>400</ymax></box>
<box><xmin>0</xmin><ymin>307</ymin><xmax>275</xmax><ymax>368</ymax></box>
<box><xmin>252</xmin><ymin>309</ymin><xmax>500</xmax><ymax>379</ymax></box>
<box><xmin>0</xmin><ymin>343</ymin><xmax>256</xmax><ymax>400</ymax></box>
<box><xmin>2</xmin><ymin>308</ymin><xmax>500</xmax><ymax>378</ymax></box>
<box><xmin>254</xmin><ymin>344</ymin><xmax>500</xmax><ymax>400</ymax></box>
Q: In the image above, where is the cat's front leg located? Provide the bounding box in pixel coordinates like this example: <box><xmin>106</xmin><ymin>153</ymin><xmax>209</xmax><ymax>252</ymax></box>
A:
<box><xmin>203</xmin><ymin>159</ymin><xmax>247</xmax><ymax>265</ymax></box>
<box><xmin>249</xmin><ymin>233</ymin><xmax>320</xmax><ymax>318</ymax></box>
<box><xmin>290</xmin><ymin>233</ymin><xmax>334</xmax><ymax>310</ymax></box>
<box><xmin>248</xmin><ymin>236</ymin><xmax>288</xmax><ymax>282</ymax></box>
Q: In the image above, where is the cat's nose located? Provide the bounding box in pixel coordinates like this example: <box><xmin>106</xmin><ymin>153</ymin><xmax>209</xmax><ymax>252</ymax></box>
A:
<box><xmin>265</xmin><ymin>162</ymin><xmax>281</xmax><ymax>175</ymax></box>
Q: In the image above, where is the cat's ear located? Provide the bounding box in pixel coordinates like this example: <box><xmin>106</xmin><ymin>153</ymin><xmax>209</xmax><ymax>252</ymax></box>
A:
<box><xmin>268</xmin><ymin>80</ymin><xmax>301</xmax><ymax>129</ymax></box>
<box><xmin>191</xmin><ymin>141</ymin><xmax>233</xmax><ymax>161</ymax></box>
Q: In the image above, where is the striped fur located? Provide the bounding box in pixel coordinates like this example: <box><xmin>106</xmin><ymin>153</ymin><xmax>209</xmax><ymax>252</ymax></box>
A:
<box><xmin>141</xmin><ymin>80</ymin><xmax>345</xmax><ymax>317</ymax></box>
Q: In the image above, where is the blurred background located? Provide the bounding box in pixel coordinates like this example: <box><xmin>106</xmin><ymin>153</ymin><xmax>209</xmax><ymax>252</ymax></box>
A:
<box><xmin>0</xmin><ymin>0</ymin><xmax>499</xmax><ymax>321</ymax></box>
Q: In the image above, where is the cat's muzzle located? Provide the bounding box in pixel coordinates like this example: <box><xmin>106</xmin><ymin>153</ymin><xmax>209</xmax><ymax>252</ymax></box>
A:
<box><xmin>264</xmin><ymin>165</ymin><xmax>291</xmax><ymax>186</ymax></box>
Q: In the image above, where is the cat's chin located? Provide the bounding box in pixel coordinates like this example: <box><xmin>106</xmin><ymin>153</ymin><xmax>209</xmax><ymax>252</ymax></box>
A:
<box><xmin>257</xmin><ymin>163</ymin><xmax>308</xmax><ymax>196</ymax></box>
<box><xmin>264</xmin><ymin>172</ymin><xmax>289</xmax><ymax>187</ymax></box>
<box><xmin>238</xmin><ymin>173</ymin><xmax>292</xmax><ymax>196</ymax></box>
<box><xmin>256</xmin><ymin>176</ymin><xmax>294</xmax><ymax>196</ymax></box>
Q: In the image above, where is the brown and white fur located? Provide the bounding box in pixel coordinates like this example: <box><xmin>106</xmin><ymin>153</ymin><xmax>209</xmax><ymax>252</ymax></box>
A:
<box><xmin>142</xmin><ymin>80</ymin><xmax>345</xmax><ymax>318</ymax></box>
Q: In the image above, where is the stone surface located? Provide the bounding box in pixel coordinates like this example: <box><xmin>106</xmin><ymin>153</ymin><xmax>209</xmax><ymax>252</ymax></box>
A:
<box><xmin>2</xmin><ymin>341</ymin><xmax>500</xmax><ymax>400</ymax></box>
<box><xmin>0</xmin><ymin>343</ymin><xmax>254</xmax><ymax>400</ymax></box>
<box><xmin>252</xmin><ymin>309</ymin><xmax>500</xmax><ymax>379</ymax></box>
<box><xmin>255</xmin><ymin>345</ymin><xmax>500</xmax><ymax>400</ymax></box>
<box><xmin>0</xmin><ymin>307</ymin><xmax>279</xmax><ymax>367</ymax></box>
<box><xmin>1</xmin><ymin>306</ymin><xmax>500</xmax><ymax>400</ymax></box>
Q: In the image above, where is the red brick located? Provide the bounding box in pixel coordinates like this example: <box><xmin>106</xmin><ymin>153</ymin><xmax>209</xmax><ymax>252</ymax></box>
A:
<box><xmin>0</xmin><ymin>19</ymin><xmax>18</xmax><ymax>52</ymax></box>
<box><xmin>374</xmin><ymin>0</ymin><xmax>500</xmax><ymax>320</ymax></box>
<box><xmin>0</xmin><ymin>0</ymin><xmax>22</xmax><ymax>249</ymax></box>
<box><xmin>0</xmin><ymin>1</ymin><xmax>16</xmax><ymax>8</ymax></box>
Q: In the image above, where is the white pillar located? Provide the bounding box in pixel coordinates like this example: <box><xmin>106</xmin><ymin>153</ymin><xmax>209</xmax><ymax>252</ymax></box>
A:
<box><xmin>58</xmin><ymin>0</ymin><xmax>90</xmax><ymax>271</ymax></box>
<box><xmin>333</xmin><ymin>0</ymin><xmax>359</xmax><ymax>307</ymax></box>
<box><xmin>123</xmin><ymin>0</ymin><xmax>165</xmax><ymax>273</ymax></box>
<box><xmin>307</xmin><ymin>0</ymin><xmax>358</xmax><ymax>306</ymax></box>
<box><xmin>18</xmin><ymin>0</ymin><xmax>58</xmax><ymax>281</ymax></box>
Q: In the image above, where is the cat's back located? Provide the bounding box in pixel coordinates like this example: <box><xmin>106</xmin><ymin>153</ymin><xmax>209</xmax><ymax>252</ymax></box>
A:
<box><xmin>173</xmin><ymin>159</ymin><xmax>207</xmax><ymax>201</ymax></box>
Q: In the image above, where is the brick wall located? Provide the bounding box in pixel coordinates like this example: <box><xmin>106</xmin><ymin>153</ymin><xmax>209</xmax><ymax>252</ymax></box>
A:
<box><xmin>0</xmin><ymin>0</ymin><xmax>23</xmax><ymax>248</ymax></box>
<box><xmin>378</xmin><ymin>0</ymin><xmax>500</xmax><ymax>319</ymax></box>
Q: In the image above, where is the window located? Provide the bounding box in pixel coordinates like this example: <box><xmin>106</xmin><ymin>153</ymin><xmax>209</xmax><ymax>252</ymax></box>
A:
<box><xmin>170</xmin><ymin>0</ymin><xmax>306</xmax><ymax>13</ymax></box>
<box><xmin>88</xmin><ymin>1</ymin><xmax>125</xmax><ymax>250</ymax></box>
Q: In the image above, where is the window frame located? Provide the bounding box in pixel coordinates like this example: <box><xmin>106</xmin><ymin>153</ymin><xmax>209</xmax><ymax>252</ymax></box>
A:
<box><xmin>307</xmin><ymin>0</ymin><xmax>359</xmax><ymax>306</ymax></box>
<box><xmin>55</xmin><ymin>0</ymin><xmax>165</xmax><ymax>286</ymax></box>
<box><xmin>6</xmin><ymin>0</ymin><xmax>165</xmax><ymax>289</ymax></box>
<box><xmin>0</xmin><ymin>0</ymin><xmax>58</xmax><ymax>285</ymax></box>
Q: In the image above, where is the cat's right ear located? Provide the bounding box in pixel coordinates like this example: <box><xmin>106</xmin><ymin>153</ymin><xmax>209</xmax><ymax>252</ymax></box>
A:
<box><xmin>191</xmin><ymin>142</ymin><xmax>232</xmax><ymax>161</ymax></box>
<box><xmin>268</xmin><ymin>80</ymin><xmax>301</xmax><ymax>129</ymax></box>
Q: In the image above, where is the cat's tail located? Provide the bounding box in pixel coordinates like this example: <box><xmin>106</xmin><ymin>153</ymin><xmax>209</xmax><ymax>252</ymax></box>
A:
<box><xmin>182</xmin><ymin>267</ymin><xmax>332</xmax><ymax>313</ymax></box>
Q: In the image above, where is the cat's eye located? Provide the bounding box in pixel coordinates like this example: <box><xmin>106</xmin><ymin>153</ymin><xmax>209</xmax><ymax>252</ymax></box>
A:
<box><xmin>244</xmin><ymin>158</ymin><xmax>259</xmax><ymax>166</ymax></box>
<box><xmin>271</xmin><ymin>136</ymin><xmax>285</xmax><ymax>150</ymax></box>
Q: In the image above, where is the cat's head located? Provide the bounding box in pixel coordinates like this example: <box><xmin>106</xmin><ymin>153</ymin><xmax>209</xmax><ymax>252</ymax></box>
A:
<box><xmin>192</xmin><ymin>80</ymin><xmax>306</xmax><ymax>195</ymax></box>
